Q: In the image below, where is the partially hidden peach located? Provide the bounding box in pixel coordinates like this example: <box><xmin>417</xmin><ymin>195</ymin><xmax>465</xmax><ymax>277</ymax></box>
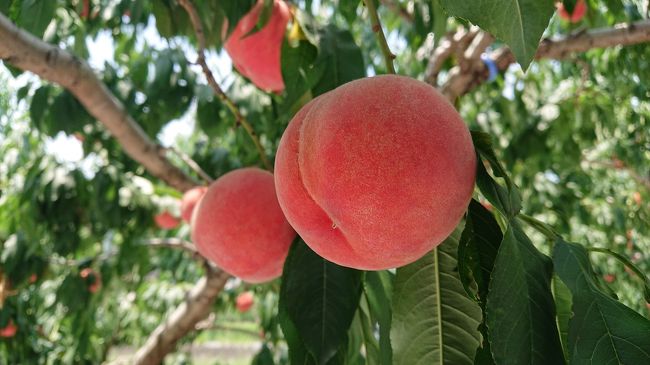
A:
<box><xmin>274</xmin><ymin>75</ymin><xmax>476</xmax><ymax>270</ymax></box>
<box><xmin>0</xmin><ymin>320</ymin><xmax>17</xmax><ymax>338</ymax></box>
<box><xmin>181</xmin><ymin>186</ymin><xmax>208</xmax><ymax>223</ymax></box>
<box><xmin>154</xmin><ymin>211</ymin><xmax>180</xmax><ymax>230</ymax></box>
<box><xmin>224</xmin><ymin>0</ymin><xmax>290</xmax><ymax>93</ymax></box>
<box><xmin>191</xmin><ymin>168</ymin><xmax>296</xmax><ymax>283</ymax></box>
<box><xmin>236</xmin><ymin>291</ymin><xmax>254</xmax><ymax>313</ymax></box>
<box><xmin>557</xmin><ymin>0</ymin><xmax>587</xmax><ymax>23</ymax></box>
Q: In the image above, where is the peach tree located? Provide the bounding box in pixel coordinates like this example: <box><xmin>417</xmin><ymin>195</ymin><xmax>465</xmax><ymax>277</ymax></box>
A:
<box><xmin>0</xmin><ymin>0</ymin><xmax>649</xmax><ymax>364</ymax></box>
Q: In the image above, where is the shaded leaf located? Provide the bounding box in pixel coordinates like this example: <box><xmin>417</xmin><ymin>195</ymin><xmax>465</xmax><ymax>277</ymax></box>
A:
<box><xmin>18</xmin><ymin>0</ymin><xmax>55</xmax><ymax>38</ymax></box>
<box><xmin>458</xmin><ymin>199</ymin><xmax>502</xmax><ymax>303</ymax></box>
<box><xmin>312</xmin><ymin>25</ymin><xmax>366</xmax><ymax>96</ymax></box>
<box><xmin>472</xmin><ymin>131</ymin><xmax>522</xmax><ymax>218</ymax></box>
<box><xmin>280</xmin><ymin>239</ymin><xmax>363</xmax><ymax>364</ymax></box>
<box><xmin>553</xmin><ymin>240</ymin><xmax>650</xmax><ymax>364</ymax></box>
<box><xmin>486</xmin><ymin>221</ymin><xmax>565</xmax><ymax>365</ymax></box>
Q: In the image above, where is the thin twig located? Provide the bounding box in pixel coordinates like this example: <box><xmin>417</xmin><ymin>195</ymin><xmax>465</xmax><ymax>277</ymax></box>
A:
<box><xmin>144</xmin><ymin>238</ymin><xmax>204</xmax><ymax>261</ymax></box>
<box><xmin>178</xmin><ymin>0</ymin><xmax>273</xmax><ymax>172</ymax></box>
<box><xmin>167</xmin><ymin>146</ymin><xmax>214</xmax><ymax>184</ymax></box>
<box><xmin>364</xmin><ymin>0</ymin><xmax>396</xmax><ymax>74</ymax></box>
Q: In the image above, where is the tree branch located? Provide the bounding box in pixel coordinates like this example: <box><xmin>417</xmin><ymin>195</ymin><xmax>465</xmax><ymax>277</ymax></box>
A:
<box><xmin>0</xmin><ymin>13</ymin><xmax>198</xmax><ymax>192</ymax></box>
<box><xmin>439</xmin><ymin>20</ymin><xmax>650</xmax><ymax>101</ymax></box>
<box><xmin>133</xmin><ymin>265</ymin><xmax>231</xmax><ymax>365</ymax></box>
<box><xmin>178</xmin><ymin>0</ymin><xmax>273</xmax><ymax>172</ymax></box>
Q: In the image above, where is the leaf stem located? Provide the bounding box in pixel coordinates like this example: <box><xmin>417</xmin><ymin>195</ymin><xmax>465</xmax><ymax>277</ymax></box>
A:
<box><xmin>586</xmin><ymin>247</ymin><xmax>650</xmax><ymax>299</ymax></box>
<box><xmin>518</xmin><ymin>214</ymin><xmax>559</xmax><ymax>241</ymax></box>
<box><xmin>363</xmin><ymin>0</ymin><xmax>396</xmax><ymax>74</ymax></box>
<box><xmin>178</xmin><ymin>0</ymin><xmax>273</xmax><ymax>172</ymax></box>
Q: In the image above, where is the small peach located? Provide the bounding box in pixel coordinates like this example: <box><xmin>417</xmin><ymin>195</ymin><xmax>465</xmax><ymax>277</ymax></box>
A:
<box><xmin>154</xmin><ymin>211</ymin><xmax>180</xmax><ymax>230</ymax></box>
<box><xmin>236</xmin><ymin>291</ymin><xmax>254</xmax><ymax>313</ymax></box>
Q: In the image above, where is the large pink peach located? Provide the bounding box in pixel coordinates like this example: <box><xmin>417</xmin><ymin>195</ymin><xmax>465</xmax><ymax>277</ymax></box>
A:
<box><xmin>191</xmin><ymin>168</ymin><xmax>296</xmax><ymax>283</ymax></box>
<box><xmin>224</xmin><ymin>0</ymin><xmax>290</xmax><ymax>93</ymax></box>
<box><xmin>274</xmin><ymin>75</ymin><xmax>476</xmax><ymax>270</ymax></box>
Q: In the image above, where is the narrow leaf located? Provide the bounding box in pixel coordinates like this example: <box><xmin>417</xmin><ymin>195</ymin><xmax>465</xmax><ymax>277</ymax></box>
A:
<box><xmin>392</xmin><ymin>228</ymin><xmax>482</xmax><ymax>365</ymax></box>
<box><xmin>486</xmin><ymin>221</ymin><xmax>565</xmax><ymax>365</ymax></box>
<box><xmin>364</xmin><ymin>270</ymin><xmax>393</xmax><ymax>365</ymax></box>
<box><xmin>553</xmin><ymin>240</ymin><xmax>650</xmax><ymax>364</ymax></box>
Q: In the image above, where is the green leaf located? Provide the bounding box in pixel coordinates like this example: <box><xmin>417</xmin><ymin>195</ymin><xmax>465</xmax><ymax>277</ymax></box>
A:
<box><xmin>48</xmin><ymin>91</ymin><xmax>91</xmax><ymax>135</ymax></box>
<box><xmin>553</xmin><ymin>240</ymin><xmax>650</xmax><ymax>364</ymax></box>
<box><xmin>312</xmin><ymin>25</ymin><xmax>366</xmax><ymax>96</ymax></box>
<box><xmin>552</xmin><ymin>275</ymin><xmax>572</xmax><ymax>360</ymax></box>
<box><xmin>357</xmin><ymin>297</ymin><xmax>382</xmax><ymax>365</ymax></box>
<box><xmin>279</xmin><ymin>39</ymin><xmax>323</xmax><ymax>115</ymax></box>
<box><xmin>363</xmin><ymin>271</ymin><xmax>393</xmax><ymax>365</ymax></box>
<box><xmin>439</xmin><ymin>0</ymin><xmax>555</xmax><ymax>70</ymax></box>
<box><xmin>472</xmin><ymin>131</ymin><xmax>522</xmax><ymax>218</ymax></box>
<box><xmin>18</xmin><ymin>0</ymin><xmax>56</xmax><ymax>38</ymax></box>
<box><xmin>30</xmin><ymin>86</ymin><xmax>51</xmax><ymax>132</ymax></box>
<box><xmin>280</xmin><ymin>239</ymin><xmax>363</xmax><ymax>364</ymax></box>
<box><xmin>339</xmin><ymin>0</ymin><xmax>360</xmax><ymax>24</ymax></box>
<box><xmin>391</xmin><ymin>228</ymin><xmax>482</xmax><ymax>365</ymax></box>
<box><xmin>458</xmin><ymin>199</ymin><xmax>502</xmax><ymax>303</ymax></box>
<box><xmin>485</xmin><ymin>221</ymin><xmax>565</xmax><ymax>365</ymax></box>
<box><xmin>0</xmin><ymin>0</ymin><xmax>11</xmax><ymax>15</ymax></box>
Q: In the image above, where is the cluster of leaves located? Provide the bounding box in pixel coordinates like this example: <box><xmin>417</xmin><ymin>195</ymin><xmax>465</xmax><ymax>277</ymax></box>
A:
<box><xmin>1</xmin><ymin>0</ymin><xmax>649</xmax><ymax>364</ymax></box>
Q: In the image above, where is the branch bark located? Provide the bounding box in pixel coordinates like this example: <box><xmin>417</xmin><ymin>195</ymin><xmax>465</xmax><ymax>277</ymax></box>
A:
<box><xmin>133</xmin><ymin>265</ymin><xmax>231</xmax><ymax>365</ymax></box>
<box><xmin>439</xmin><ymin>20</ymin><xmax>650</xmax><ymax>100</ymax></box>
<box><xmin>0</xmin><ymin>13</ymin><xmax>198</xmax><ymax>192</ymax></box>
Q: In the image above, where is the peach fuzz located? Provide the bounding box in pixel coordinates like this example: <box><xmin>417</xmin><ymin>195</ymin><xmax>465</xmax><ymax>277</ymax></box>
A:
<box><xmin>191</xmin><ymin>168</ymin><xmax>296</xmax><ymax>283</ymax></box>
<box><xmin>274</xmin><ymin>75</ymin><xmax>476</xmax><ymax>270</ymax></box>
<box><xmin>557</xmin><ymin>0</ymin><xmax>587</xmax><ymax>23</ymax></box>
<box><xmin>224</xmin><ymin>0</ymin><xmax>290</xmax><ymax>93</ymax></box>
<box><xmin>181</xmin><ymin>186</ymin><xmax>208</xmax><ymax>223</ymax></box>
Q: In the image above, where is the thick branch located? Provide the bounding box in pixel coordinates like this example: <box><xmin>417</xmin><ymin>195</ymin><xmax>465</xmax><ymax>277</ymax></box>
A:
<box><xmin>0</xmin><ymin>13</ymin><xmax>198</xmax><ymax>192</ymax></box>
<box><xmin>133</xmin><ymin>265</ymin><xmax>231</xmax><ymax>365</ymax></box>
<box><xmin>439</xmin><ymin>20</ymin><xmax>650</xmax><ymax>101</ymax></box>
<box><xmin>178</xmin><ymin>0</ymin><xmax>272</xmax><ymax>172</ymax></box>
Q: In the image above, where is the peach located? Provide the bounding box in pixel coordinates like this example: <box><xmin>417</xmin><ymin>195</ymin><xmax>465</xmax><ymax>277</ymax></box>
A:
<box><xmin>236</xmin><ymin>291</ymin><xmax>254</xmax><ymax>313</ymax></box>
<box><xmin>274</xmin><ymin>75</ymin><xmax>476</xmax><ymax>270</ymax></box>
<box><xmin>181</xmin><ymin>186</ymin><xmax>208</xmax><ymax>223</ymax></box>
<box><xmin>154</xmin><ymin>211</ymin><xmax>180</xmax><ymax>230</ymax></box>
<box><xmin>224</xmin><ymin>0</ymin><xmax>290</xmax><ymax>93</ymax></box>
<box><xmin>557</xmin><ymin>0</ymin><xmax>587</xmax><ymax>23</ymax></box>
<box><xmin>0</xmin><ymin>320</ymin><xmax>17</xmax><ymax>338</ymax></box>
<box><xmin>191</xmin><ymin>168</ymin><xmax>296</xmax><ymax>283</ymax></box>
